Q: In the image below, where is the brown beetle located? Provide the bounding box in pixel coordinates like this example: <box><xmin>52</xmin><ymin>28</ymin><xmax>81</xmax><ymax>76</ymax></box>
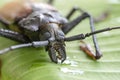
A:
<box><xmin>0</xmin><ymin>0</ymin><xmax>119</xmax><ymax>63</ymax></box>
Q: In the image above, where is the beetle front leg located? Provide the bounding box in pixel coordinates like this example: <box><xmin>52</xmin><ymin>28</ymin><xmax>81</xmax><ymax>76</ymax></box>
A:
<box><xmin>0</xmin><ymin>16</ymin><xmax>30</xmax><ymax>43</ymax></box>
<box><xmin>0</xmin><ymin>28</ymin><xmax>30</xmax><ymax>43</ymax></box>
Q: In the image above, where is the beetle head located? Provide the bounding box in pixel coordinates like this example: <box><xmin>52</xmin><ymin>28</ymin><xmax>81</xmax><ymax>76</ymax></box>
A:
<box><xmin>19</xmin><ymin>12</ymin><xmax>66</xmax><ymax>63</ymax></box>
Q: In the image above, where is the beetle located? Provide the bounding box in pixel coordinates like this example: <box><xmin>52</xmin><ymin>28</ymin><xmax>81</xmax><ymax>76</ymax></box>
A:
<box><xmin>0</xmin><ymin>0</ymin><xmax>119</xmax><ymax>63</ymax></box>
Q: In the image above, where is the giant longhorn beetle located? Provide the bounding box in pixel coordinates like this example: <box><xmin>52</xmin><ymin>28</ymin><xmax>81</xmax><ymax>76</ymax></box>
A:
<box><xmin>0</xmin><ymin>0</ymin><xmax>119</xmax><ymax>63</ymax></box>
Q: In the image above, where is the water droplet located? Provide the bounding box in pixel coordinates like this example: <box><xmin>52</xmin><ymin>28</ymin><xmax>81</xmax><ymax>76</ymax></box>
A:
<box><xmin>63</xmin><ymin>59</ymin><xmax>78</xmax><ymax>67</ymax></box>
<box><xmin>60</xmin><ymin>68</ymin><xmax>84</xmax><ymax>75</ymax></box>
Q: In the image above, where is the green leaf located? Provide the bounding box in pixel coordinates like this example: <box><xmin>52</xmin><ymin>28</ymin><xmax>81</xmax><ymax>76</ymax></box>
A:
<box><xmin>0</xmin><ymin>0</ymin><xmax>120</xmax><ymax>80</ymax></box>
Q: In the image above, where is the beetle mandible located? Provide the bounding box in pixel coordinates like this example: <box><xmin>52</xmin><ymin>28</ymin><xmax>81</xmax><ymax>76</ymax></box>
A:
<box><xmin>0</xmin><ymin>0</ymin><xmax>119</xmax><ymax>63</ymax></box>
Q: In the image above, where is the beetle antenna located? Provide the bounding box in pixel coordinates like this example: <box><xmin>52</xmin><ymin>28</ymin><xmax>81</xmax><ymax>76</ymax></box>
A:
<box><xmin>0</xmin><ymin>43</ymin><xmax>32</xmax><ymax>54</ymax></box>
<box><xmin>0</xmin><ymin>41</ymin><xmax>49</xmax><ymax>54</ymax></box>
<box><xmin>64</xmin><ymin>26</ymin><xmax>120</xmax><ymax>41</ymax></box>
<box><xmin>85</xmin><ymin>26</ymin><xmax>120</xmax><ymax>37</ymax></box>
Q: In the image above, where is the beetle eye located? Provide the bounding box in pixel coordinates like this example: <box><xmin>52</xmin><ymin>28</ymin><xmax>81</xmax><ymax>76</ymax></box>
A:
<box><xmin>40</xmin><ymin>32</ymin><xmax>51</xmax><ymax>40</ymax></box>
<box><xmin>44</xmin><ymin>32</ymin><xmax>51</xmax><ymax>39</ymax></box>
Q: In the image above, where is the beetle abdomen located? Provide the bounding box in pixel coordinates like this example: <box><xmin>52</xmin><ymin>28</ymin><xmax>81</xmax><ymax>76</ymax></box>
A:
<box><xmin>0</xmin><ymin>0</ymin><xmax>32</xmax><ymax>23</ymax></box>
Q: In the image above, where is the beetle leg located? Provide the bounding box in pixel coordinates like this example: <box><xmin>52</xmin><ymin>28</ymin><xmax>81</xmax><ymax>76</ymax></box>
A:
<box><xmin>66</xmin><ymin>7</ymin><xmax>109</xmax><ymax>22</ymax></box>
<box><xmin>62</xmin><ymin>12</ymin><xmax>89</xmax><ymax>34</ymax></box>
<box><xmin>0</xmin><ymin>28</ymin><xmax>30</xmax><ymax>43</ymax></box>
<box><xmin>62</xmin><ymin>7</ymin><xmax>101</xmax><ymax>60</ymax></box>
<box><xmin>66</xmin><ymin>6</ymin><xmax>84</xmax><ymax>20</ymax></box>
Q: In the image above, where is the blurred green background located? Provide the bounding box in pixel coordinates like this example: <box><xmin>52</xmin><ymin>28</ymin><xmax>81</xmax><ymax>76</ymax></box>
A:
<box><xmin>0</xmin><ymin>0</ymin><xmax>120</xmax><ymax>80</ymax></box>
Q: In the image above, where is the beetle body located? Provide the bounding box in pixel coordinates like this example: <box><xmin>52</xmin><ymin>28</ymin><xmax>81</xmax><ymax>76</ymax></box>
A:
<box><xmin>0</xmin><ymin>0</ymin><xmax>119</xmax><ymax>63</ymax></box>
<box><xmin>0</xmin><ymin>0</ymin><xmax>67</xmax><ymax>40</ymax></box>
<box><xmin>0</xmin><ymin>0</ymin><xmax>68</xmax><ymax>63</ymax></box>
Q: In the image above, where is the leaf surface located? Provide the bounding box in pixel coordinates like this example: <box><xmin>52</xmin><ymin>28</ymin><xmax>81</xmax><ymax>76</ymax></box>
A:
<box><xmin>0</xmin><ymin>0</ymin><xmax>120</xmax><ymax>80</ymax></box>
